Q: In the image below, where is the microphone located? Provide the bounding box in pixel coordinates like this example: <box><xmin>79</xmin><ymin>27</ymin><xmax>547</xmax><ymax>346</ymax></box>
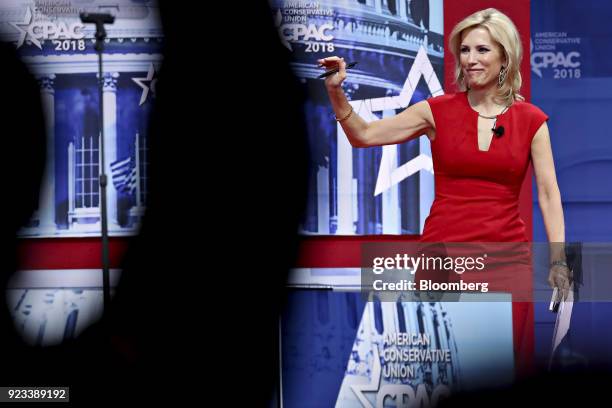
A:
<box><xmin>79</xmin><ymin>12</ymin><xmax>115</xmax><ymax>25</ymax></box>
<box><xmin>492</xmin><ymin>125</ymin><xmax>505</xmax><ymax>137</ymax></box>
<box><xmin>79</xmin><ymin>12</ymin><xmax>115</xmax><ymax>42</ymax></box>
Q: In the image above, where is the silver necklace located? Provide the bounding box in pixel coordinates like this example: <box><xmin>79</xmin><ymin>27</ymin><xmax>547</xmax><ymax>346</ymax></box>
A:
<box><xmin>477</xmin><ymin>106</ymin><xmax>509</xmax><ymax>133</ymax></box>
<box><xmin>477</xmin><ymin>106</ymin><xmax>509</xmax><ymax>119</ymax></box>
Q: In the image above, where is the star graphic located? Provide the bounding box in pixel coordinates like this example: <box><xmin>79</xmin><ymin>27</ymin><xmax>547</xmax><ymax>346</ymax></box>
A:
<box><xmin>132</xmin><ymin>64</ymin><xmax>157</xmax><ymax>106</ymax></box>
<box><xmin>350</xmin><ymin>344</ymin><xmax>381</xmax><ymax>408</ymax></box>
<box><xmin>10</xmin><ymin>7</ymin><xmax>43</xmax><ymax>50</ymax></box>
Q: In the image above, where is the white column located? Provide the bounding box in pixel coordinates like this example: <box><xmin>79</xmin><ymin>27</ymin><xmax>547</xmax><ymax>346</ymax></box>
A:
<box><xmin>101</xmin><ymin>72</ymin><xmax>120</xmax><ymax>229</ymax></box>
<box><xmin>375</xmin><ymin>0</ymin><xmax>383</xmax><ymax>13</ymax></box>
<box><xmin>337</xmin><ymin>125</ymin><xmax>354</xmax><ymax>234</ymax></box>
<box><xmin>399</xmin><ymin>0</ymin><xmax>407</xmax><ymax>19</ymax></box>
<box><xmin>316</xmin><ymin>165</ymin><xmax>329</xmax><ymax>234</ymax></box>
<box><xmin>68</xmin><ymin>142</ymin><xmax>75</xmax><ymax>215</ymax></box>
<box><xmin>382</xmin><ymin>302</ymin><xmax>398</xmax><ymax>332</ymax></box>
<box><xmin>36</xmin><ymin>74</ymin><xmax>56</xmax><ymax>232</ymax></box>
<box><xmin>381</xmin><ymin>109</ymin><xmax>400</xmax><ymax>234</ymax></box>
<box><xmin>429</xmin><ymin>0</ymin><xmax>443</xmax><ymax>35</ymax></box>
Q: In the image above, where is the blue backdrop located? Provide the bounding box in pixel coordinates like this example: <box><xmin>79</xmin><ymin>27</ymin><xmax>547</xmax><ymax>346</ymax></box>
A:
<box><xmin>531</xmin><ymin>0</ymin><xmax>612</xmax><ymax>370</ymax></box>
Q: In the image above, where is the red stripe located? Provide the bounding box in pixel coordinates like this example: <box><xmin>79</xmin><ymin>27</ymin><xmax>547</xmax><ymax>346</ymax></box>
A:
<box><xmin>16</xmin><ymin>237</ymin><xmax>130</xmax><ymax>270</ymax></box>
<box><xmin>296</xmin><ymin>235</ymin><xmax>420</xmax><ymax>268</ymax></box>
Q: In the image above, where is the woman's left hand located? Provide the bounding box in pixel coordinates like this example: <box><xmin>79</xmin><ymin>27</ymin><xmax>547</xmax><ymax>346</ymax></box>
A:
<box><xmin>548</xmin><ymin>263</ymin><xmax>572</xmax><ymax>301</ymax></box>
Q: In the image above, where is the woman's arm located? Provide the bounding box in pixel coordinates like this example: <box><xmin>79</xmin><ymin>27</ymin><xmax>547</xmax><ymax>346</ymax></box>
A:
<box><xmin>320</xmin><ymin>56</ymin><xmax>435</xmax><ymax>148</ymax></box>
<box><xmin>531</xmin><ymin>122</ymin><xmax>571</xmax><ymax>293</ymax></box>
<box><xmin>359</xmin><ymin>100</ymin><xmax>435</xmax><ymax>147</ymax></box>
<box><xmin>335</xmin><ymin>98</ymin><xmax>435</xmax><ymax>148</ymax></box>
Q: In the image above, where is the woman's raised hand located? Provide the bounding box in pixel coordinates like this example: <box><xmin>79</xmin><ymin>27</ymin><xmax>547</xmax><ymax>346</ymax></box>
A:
<box><xmin>317</xmin><ymin>56</ymin><xmax>347</xmax><ymax>89</ymax></box>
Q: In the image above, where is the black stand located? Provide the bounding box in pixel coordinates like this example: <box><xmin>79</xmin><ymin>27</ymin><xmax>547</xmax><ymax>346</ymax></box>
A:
<box><xmin>80</xmin><ymin>12</ymin><xmax>115</xmax><ymax>315</ymax></box>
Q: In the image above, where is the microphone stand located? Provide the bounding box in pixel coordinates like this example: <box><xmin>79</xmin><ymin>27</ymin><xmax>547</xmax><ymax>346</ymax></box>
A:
<box><xmin>80</xmin><ymin>12</ymin><xmax>115</xmax><ymax>317</ymax></box>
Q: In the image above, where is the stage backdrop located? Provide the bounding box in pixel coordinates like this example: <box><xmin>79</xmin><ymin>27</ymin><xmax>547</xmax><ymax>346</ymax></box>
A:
<box><xmin>282</xmin><ymin>270</ymin><xmax>515</xmax><ymax>408</ymax></box>
<box><xmin>531</xmin><ymin>0</ymin><xmax>612</xmax><ymax>370</ymax></box>
<box><xmin>0</xmin><ymin>0</ymin><xmax>162</xmax><ymax>238</ymax></box>
<box><xmin>270</xmin><ymin>0</ymin><xmax>444</xmax><ymax>235</ymax></box>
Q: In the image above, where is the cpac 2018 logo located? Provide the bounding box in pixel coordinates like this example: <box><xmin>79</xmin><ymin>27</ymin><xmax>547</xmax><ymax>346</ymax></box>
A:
<box><xmin>274</xmin><ymin>10</ymin><xmax>335</xmax><ymax>53</ymax></box>
<box><xmin>10</xmin><ymin>7</ymin><xmax>86</xmax><ymax>50</ymax></box>
<box><xmin>531</xmin><ymin>39</ymin><xmax>581</xmax><ymax>79</ymax></box>
<box><xmin>350</xmin><ymin>345</ymin><xmax>451</xmax><ymax>408</ymax></box>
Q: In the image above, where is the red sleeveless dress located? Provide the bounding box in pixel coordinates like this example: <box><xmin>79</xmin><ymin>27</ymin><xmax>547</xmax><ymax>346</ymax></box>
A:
<box><xmin>422</xmin><ymin>91</ymin><xmax>548</xmax><ymax>242</ymax></box>
<box><xmin>422</xmin><ymin>91</ymin><xmax>548</xmax><ymax>375</ymax></box>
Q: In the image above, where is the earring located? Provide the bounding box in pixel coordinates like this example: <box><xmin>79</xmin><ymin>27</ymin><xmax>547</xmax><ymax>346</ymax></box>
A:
<box><xmin>498</xmin><ymin>66</ymin><xmax>508</xmax><ymax>87</ymax></box>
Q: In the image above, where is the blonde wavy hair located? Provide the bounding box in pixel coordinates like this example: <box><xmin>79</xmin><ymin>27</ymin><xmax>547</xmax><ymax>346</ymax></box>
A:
<box><xmin>449</xmin><ymin>8</ymin><xmax>524</xmax><ymax>105</ymax></box>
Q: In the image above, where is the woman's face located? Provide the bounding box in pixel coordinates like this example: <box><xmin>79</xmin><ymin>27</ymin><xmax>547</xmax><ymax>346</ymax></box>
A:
<box><xmin>459</xmin><ymin>26</ymin><xmax>506</xmax><ymax>90</ymax></box>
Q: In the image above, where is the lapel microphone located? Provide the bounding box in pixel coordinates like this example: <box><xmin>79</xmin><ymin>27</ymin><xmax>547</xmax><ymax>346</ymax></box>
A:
<box><xmin>487</xmin><ymin>105</ymin><xmax>508</xmax><ymax>138</ymax></box>
<box><xmin>492</xmin><ymin>126</ymin><xmax>505</xmax><ymax>137</ymax></box>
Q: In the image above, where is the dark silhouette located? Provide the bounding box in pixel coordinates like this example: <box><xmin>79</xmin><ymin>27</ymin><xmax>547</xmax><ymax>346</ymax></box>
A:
<box><xmin>107</xmin><ymin>2</ymin><xmax>309</xmax><ymax>403</ymax></box>
<box><xmin>0</xmin><ymin>2</ymin><xmax>308</xmax><ymax>405</ymax></box>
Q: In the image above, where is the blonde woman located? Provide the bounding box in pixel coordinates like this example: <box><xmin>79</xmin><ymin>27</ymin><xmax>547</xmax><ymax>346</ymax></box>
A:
<box><xmin>320</xmin><ymin>7</ymin><xmax>569</xmax><ymax>368</ymax></box>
